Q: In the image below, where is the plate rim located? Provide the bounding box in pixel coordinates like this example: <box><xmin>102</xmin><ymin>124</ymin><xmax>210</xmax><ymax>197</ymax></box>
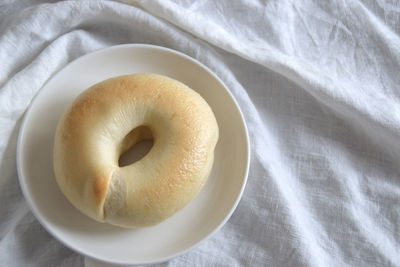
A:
<box><xmin>16</xmin><ymin>43</ymin><xmax>251</xmax><ymax>265</ymax></box>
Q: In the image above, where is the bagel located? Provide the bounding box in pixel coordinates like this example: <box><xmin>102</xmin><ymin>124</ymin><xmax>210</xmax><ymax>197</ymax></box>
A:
<box><xmin>53</xmin><ymin>73</ymin><xmax>219</xmax><ymax>228</ymax></box>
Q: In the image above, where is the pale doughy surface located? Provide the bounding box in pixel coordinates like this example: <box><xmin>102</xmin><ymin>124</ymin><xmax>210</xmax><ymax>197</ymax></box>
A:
<box><xmin>53</xmin><ymin>73</ymin><xmax>219</xmax><ymax>227</ymax></box>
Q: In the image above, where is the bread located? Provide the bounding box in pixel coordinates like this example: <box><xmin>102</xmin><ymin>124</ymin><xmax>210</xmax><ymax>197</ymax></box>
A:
<box><xmin>53</xmin><ymin>73</ymin><xmax>219</xmax><ymax>227</ymax></box>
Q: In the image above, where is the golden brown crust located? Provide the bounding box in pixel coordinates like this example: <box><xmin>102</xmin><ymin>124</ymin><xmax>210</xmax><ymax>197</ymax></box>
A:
<box><xmin>92</xmin><ymin>176</ymin><xmax>109</xmax><ymax>204</ymax></box>
<box><xmin>53</xmin><ymin>73</ymin><xmax>219</xmax><ymax>227</ymax></box>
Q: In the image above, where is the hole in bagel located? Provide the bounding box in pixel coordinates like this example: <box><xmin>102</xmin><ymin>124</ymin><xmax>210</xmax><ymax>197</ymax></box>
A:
<box><xmin>118</xmin><ymin>126</ymin><xmax>153</xmax><ymax>167</ymax></box>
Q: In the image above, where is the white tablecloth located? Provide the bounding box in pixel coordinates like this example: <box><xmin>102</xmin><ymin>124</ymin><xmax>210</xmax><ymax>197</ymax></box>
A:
<box><xmin>1</xmin><ymin>0</ymin><xmax>400</xmax><ymax>266</ymax></box>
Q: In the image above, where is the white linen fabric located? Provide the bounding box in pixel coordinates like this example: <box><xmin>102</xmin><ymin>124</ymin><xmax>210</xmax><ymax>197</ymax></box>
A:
<box><xmin>1</xmin><ymin>0</ymin><xmax>400</xmax><ymax>266</ymax></box>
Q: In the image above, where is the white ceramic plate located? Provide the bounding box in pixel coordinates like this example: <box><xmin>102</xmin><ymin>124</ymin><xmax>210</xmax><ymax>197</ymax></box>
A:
<box><xmin>17</xmin><ymin>44</ymin><xmax>250</xmax><ymax>265</ymax></box>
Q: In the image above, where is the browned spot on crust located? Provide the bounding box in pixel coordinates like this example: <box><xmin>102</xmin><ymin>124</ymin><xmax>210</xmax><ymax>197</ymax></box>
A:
<box><xmin>93</xmin><ymin>176</ymin><xmax>109</xmax><ymax>203</ymax></box>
